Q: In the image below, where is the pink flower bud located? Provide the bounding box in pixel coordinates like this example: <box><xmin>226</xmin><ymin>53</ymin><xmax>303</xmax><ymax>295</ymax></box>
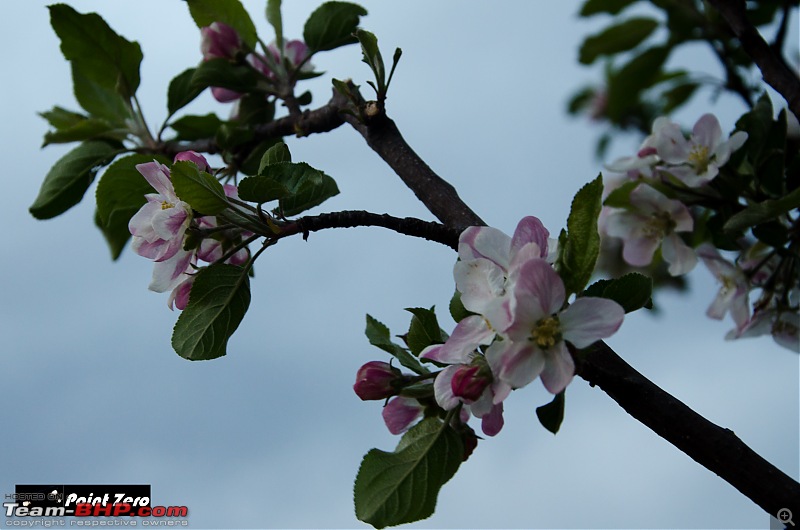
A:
<box><xmin>284</xmin><ymin>40</ymin><xmax>311</xmax><ymax>69</ymax></box>
<box><xmin>174</xmin><ymin>151</ymin><xmax>211</xmax><ymax>173</ymax></box>
<box><xmin>450</xmin><ymin>364</ymin><xmax>490</xmax><ymax>402</ymax></box>
<box><xmin>353</xmin><ymin>361</ymin><xmax>402</xmax><ymax>401</ymax></box>
<box><xmin>200</xmin><ymin>22</ymin><xmax>243</xmax><ymax>61</ymax></box>
<box><xmin>210</xmin><ymin>86</ymin><xmax>242</xmax><ymax>103</ymax></box>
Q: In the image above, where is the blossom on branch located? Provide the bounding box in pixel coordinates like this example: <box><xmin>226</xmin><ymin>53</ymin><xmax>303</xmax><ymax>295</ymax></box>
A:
<box><xmin>200</xmin><ymin>22</ymin><xmax>244</xmax><ymax>61</ymax></box>
<box><xmin>697</xmin><ymin>244</ymin><xmax>750</xmax><ymax>333</ymax></box>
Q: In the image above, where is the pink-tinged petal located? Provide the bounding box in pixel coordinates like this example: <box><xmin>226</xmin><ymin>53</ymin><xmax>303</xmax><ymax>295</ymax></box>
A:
<box><xmin>132</xmin><ymin>237</ymin><xmax>169</xmax><ymax>260</ymax></box>
<box><xmin>714</xmin><ymin>131</ymin><xmax>748</xmax><ymax>166</ymax></box>
<box><xmin>621</xmin><ymin>233</ymin><xmax>659</xmax><ymax>268</ymax></box>
<box><xmin>433</xmin><ymin>365</ymin><xmax>461</xmax><ymax>410</ymax></box>
<box><xmin>706</xmin><ymin>288</ymin><xmax>734</xmax><ymax>320</ymax></box>
<box><xmin>729</xmin><ymin>289</ymin><xmax>750</xmax><ymax>331</ymax></box>
<box><xmin>508</xmin><ymin>259</ymin><xmax>565</xmax><ymax>331</ymax></box>
<box><xmin>603</xmin><ymin>210</ymin><xmax>639</xmax><ymax>240</ymax></box>
<box><xmin>665</xmin><ymin>200</ymin><xmax>694</xmax><ymax>233</ymax></box>
<box><xmin>168</xmin><ymin>275</ymin><xmax>195</xmax><ymax>311</ymax></box>
<box><xmin>469</xmin><ymin>386</ymin><xmax>495</xmax><ymax>417</ymax></box>
<box><xmin>454</xmin><ymin>258</ymin><xmax>507</xmax><ymax>315</ymax></box>
<box><xmin>480</xmin><ymin>402</ymin><xmax>504</xmax><ymax>437</ymax></box>
<box><xmin>491</xmin><ymin>380</ymin><xmax>512</xmax><ymax>404</ymax></box>
<box><xmin>227</xmin><ymin>247</ymin><xmax>250</xmax><ymax>266</ymax></box>
<box><xmin>662</xmin><ymin>233</ymin><xmax>697</xmax><ymax>276</ymax></box>
<box><xmin>151</xmin><ymin>204</ymin><xmax>190</xmax><ymax>241</ymax></box>
<box><xmin>211</xmin><ymin>86</ymin><xmax>242</xmax><ymax>102</ymax></box>
<box><xmin>510</xmin><ymin>216</ymin><xmax>549</xmax><ymax>259</ymax></box>
<box><xmin>692</xmin><ymin>113</ymin><xmax>722</xmax><ymax>149</ymax></box>
<box><xmin>508</xmin><ymin>241</ymin><xmax>545</xmax><ymax>275</ymax></box>
<box><xmin>198</xmin><ymin>238</ymin><xmax>224</xmax><ymax>263</ymax></box>
<box><xmin>664</xmin><ymin>165</ymin><xmax>711</xmax><ymax>188</ymax></box>
<box><xmin>653</xmin><ymin>119</ymin><xmax>690</xmax><ymax>164</ymax></box>
<box><xmin>382</xmin><ymin>396</ymin><xmax>422</xmax><ymax>435</ymax></box>
<box><xmin>560</xmin><ymin>297</ymin><xmax>624</xmax><ymax>348</ymax></box>
<box><xmin>149</xmin><ymin>249</ymin><xmax>194</xmax><ymax>293</ymax></box>
<box><xmin>420</xmin><ymin>315</ymin><xmax>493</xmax><ymax>364</ymax></box>
<box><xmin>174</xmin><ymin>151</ymin><xmax>210</xmax><ymax>172</ymax></box>
<box><xmin>539</xmin><ymin>342</ymin><xmax>575</xmax><ymax>394</ymax></box>
<box><xmin>458</xmin><ymin>226</ymin><xmax>511</xmax><ymax>270</ymax></box>
<box><xmin>486</xmin><ymin>340</ymin><xmax>544</xmax><ymax>390</ymax></box>
<box><xmin>284</xmin><ymin>40</ymin><xmax>311</xmax><ymax>68</ymax></box>
<box><xmin>628</xmin><ymin>184</ymin><xmax>668</xmax><ymax>215</ymax></box>
<box><xmin>136</xmin><ymin>161</ymin><xmax>174</xmax><ymax>199</ymax></box>
<box><xmin>128</xmin><ymin>201</ymin><xmax>163</xmax><ymax>237</ymax></box>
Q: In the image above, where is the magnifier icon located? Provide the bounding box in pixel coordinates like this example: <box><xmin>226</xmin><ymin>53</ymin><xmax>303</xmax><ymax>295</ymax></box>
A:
<box><xmin>778</xmin><ymin>508</ymin><xmax>795</xmax><ymax>527</ymax></box>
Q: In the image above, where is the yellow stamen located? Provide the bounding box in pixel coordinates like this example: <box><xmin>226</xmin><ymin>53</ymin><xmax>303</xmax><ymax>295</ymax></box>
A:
<box><xmin>531</xmin><ymin>316</ymin><xmax>561</xmax><ymax>349</ymax></box>
<box><xmin>161</xmin><ymin>200</ymin><xmax>175</xmax><ymax>210</ymax></box>
<box><xmin>688</xmin><ymin>145</ymin><xmax>710</xmax><ymax>173</ymax></box>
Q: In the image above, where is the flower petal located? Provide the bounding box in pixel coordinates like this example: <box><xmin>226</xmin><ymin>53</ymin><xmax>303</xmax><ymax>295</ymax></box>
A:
<box><xmin>486</xmin><ymin>340</ymin><xmax>544</xmax><ymax>390</ymax></box>
<box><xmin>510</xmin><ymin>216</ymin><xmax>549</xmax><ymax>260</ymax></box>
<box><xmin>458</xmin><ymin>226</ymin><xmax>511</xmax><ymax>270</ymax></box>
<box><xmin>136</xmin><ymin>161</ymin><xmax>175</xmax><ymax>199</ymax></box>
<box><xmin>480</xmin><ymin>402</ymin><xmax>504</xmax><ymax>437</ymax></box>
<box><xmin>382</xmin><ymin>396</ymin><xmax>422</xmax><ymax>435</ymax></box>
<box><xmin>662</xmin><ymin>233</ymin><xmax>697</xmax><ymax>276</ymax></box>
<box><xmin>432</xmin><ymin>365</ymin><xmax>462</xmax><ymax>410</ymax></box>
<box><xmin>560</xmin><ymin>297</ymin><xmax>624</xmax><ymax>348</ymax></box>
<box><xmin>539</xmin><ymin>342</ymin><xmax>575</xmax><ymax>394</ymax></box>
<box><xmin>420</xmin><ymin>315</ymin><xmax>493</xmax><ymax>364</ymax></box>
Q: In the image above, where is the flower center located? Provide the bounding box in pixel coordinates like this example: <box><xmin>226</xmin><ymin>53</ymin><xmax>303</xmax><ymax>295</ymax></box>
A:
<box><xmin>688</xmin><ymin>144</ymin><xmax>710</xmax><ymax>173</ymax></box>
<box><xmin>531</xmin><ymin>316</ymin><xmax>562</xmax><ymax>349</ymax></box>
<box><xmin>642</xmin><ymin>211</ymin><xmax>675</xmax><ymax>239</ymax></box>
<box><xmin>161</xmin><ymin>200</ymin><xmax>175</xmax><ymax>210</ymax></box>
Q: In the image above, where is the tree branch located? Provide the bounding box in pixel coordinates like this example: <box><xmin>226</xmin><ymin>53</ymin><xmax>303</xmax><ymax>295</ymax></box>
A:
<box><xmin>574</xmin><ymin>341</ymin><xmax>800</xmax><ymax>517</ymax></box>
<box><xmin>280</xmin><ymin>211</ymin><xmax>460</xmax><ymax>249</ymax></box>
<box><xmin>707</xmin><ymin>0</ymin><xmax>800</xmax><ymax>118</ymax></box>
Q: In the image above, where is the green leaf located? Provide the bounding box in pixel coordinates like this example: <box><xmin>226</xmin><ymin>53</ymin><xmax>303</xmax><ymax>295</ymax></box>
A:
<box><xmin>266</xmin><ymin>0</ymin><xmax>283</xmax><ymax>52</ymax></box>
<box><xmin>191</xmin><ymin>58</ymin><xmax>262</xmax><ymax>94</ymax></box>
<box><xmin>356</xmin><ymin>29</ymin><xmax>385</xmax><ymax>93</ymax></box>
<box><xmin>39</xmin><ymin>106</ymin><xmax>87</xmax><ymax>130</ymax></box>
<box><xmin>42</xmin><ymin>117</ymin><xmax>125</xmax><ymax>147</ymax></box>
<box><xmin>580</xmin><ymin>0</ymin><xmax>638</xmax><ymax>16</ymax></box>
<box><xmin>71</xmin><ymin>64</ymin><xmax>132</xmax><ymax>122</ymax></box>
<box><xmin>30</xmin><ymin>141</ymin><xmax>121</xmax><ymax>220</ymax></box>
<box><xmin>605</xmin><ymin>46</ymin><xmax>670</xmax><ymax>122</ymax></box>
<box><xmin>582</xmin><ymin>273</ymin><xmax>653</xmax><ymax>313</ymax></box>
<box><xmin>170</xmin><ymin>113</ymin><xmax>224</xmax><ymax>141</ymax></box>
<box><xmin>556</xmin><ymin>175</ymin><xmax>604</xmax><ymax>296</ymax></box>
<box><xmin>172</xmin><ymin>264</ymin><xmax>251</xmax><ymax>360</ymax></box>
<box><xmin>49</xmin><ymin>4</ymin><xmax>142</xmax><ymax>101</ymax></box>
<box><xmin>258</xmin><ymin>142</ymin><xmax>292</xmax><ymax>173</ymax></box>
<box><xmin>365</xmin><ymin>315</ymin><xmax>428</xmax><ymax>375</ymax></box>
<box><xmin>536</xmin><ymin>391</ymin><xmax>565</xmax><ymax>434</ymax></box>
<box><xmin>185</xmin><ymin>0</ymin><xmax>258</xmax><ymax>48</ymax></box>
<box><xmin>723</xmin><ymin>187</ymin><xmax>800</xmax><ymax>233</ymax></box>
<box><xmin>405</xmin><ymin>307</ymin><xmax>446</xmax><ymax>357</ymax></box>
<box><xmin>579</xmin><ymin>18</ymin><xmax>659</xmax><ymax>65</ymax></box>
<box><xmin>602</xmin><ymin>180</ymin><xmax>640</xmax><ymax>208</ymax></box>
<box><xmin>661</xmin><ymin>81</ymin><xmax>699</xmax><ymax>115</ymax></box>
<box><xmin>238</xmin><ymin>176</ymin><xmax>290</xmax><ymax>203</ymax></box>
<box><xmin>170</xmin><ymin>161</ymin><xmax>230</xmax><ymax>215</ymax></box>
<box><xmin>354</xmin><ymin>418</ymin><xmax>463</xmax><ymax>528</ymax></box>
<box><xmin>167</xmin><ymin>68</ymin><xmax>206</xmax><ymax>116</ymax></box>
<box><xmin>303</xmin><ymin>1</ymin><xmax>368</xmax><ymax>52</ymax></box>
<box><xmin>95</xmin><ymin>154</ymin><xmax>170</xmax><ymax>259</ymax></box>
<box><xmin>262</xmin><ymin>162</ymin><xmax>339</xmax><ymax>216</ymax></box>
<box><xmin>448</xmin><ymin>290</ymin><xmax>473</xmax><ymax>323</ymax></box>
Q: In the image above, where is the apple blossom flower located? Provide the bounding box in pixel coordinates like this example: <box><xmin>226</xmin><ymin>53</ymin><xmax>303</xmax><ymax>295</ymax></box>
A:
<box><xmin>421</xmin><ymin>342</ymin><xmax>506</xmax><ymax>437</ymax></box>
<box><xmin>653</xmin><ymin>113</ymin><xmax>747</xmax><ymax>187</ymax></box>
<box><xmin>200</xmin><ymin>22</ymin><xmax>243</xmax><ymax>61</ymax></box>
<box><xmin>604</xmin><ymin>184</ymin><xmax>697</xmax><ymax>276</ymax></box>
<box><xmin>455</xmin><ymin>216</ymin><xmax>556</xmax><ymax>330</ymax></box>
<box><xmin>697</xmin><ymin>244</ymin><xmax>750</xmax><ymax>332</ymax></box>
<box><xmin>487</xmin><ymin>259</ymin><xmax>624</xmax><ymax>394</ymax></box>
<box><xmin>174</xmin><ymin>150</ymin><xmax>211</xmax><ymax>172</ymax></box>
<box><xmin>727</xmin><ymin>308</ymin><xmax>799</xmax><ymax>353</ymax></box>
<box><xmin>353</xmin><ymin>361</ymin><xmax>404</xmax><ymax>401</ymax></box>
<box><xmin>605</xmin><ymin>118</ymin><xmax>667</xmax><ymax>179</ymax></box>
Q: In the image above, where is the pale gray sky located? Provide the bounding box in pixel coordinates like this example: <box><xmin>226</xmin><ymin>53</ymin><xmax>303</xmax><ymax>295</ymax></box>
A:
<box><xmin>1</xmin><ymin>1</ymin><xmax>797</xmax><ymax>528</ymax></box>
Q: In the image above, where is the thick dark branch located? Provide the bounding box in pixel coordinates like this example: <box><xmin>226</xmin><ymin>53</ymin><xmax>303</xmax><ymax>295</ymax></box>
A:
<box><xmin>707</xmin><ymin>0</ymin><xmax>800</xmax><ymax>118</ymax></box>
<box><xmin>575</xmin><ymin>341</ymin><xmax>800</xmax><ymax>517</ymax></box>
<box><xmin>281</xmin><ymin>211</ymin><xmax>459</xmax><ymax>249</ymax></box>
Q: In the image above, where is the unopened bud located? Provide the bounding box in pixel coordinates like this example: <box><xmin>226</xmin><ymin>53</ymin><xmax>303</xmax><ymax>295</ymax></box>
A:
<box><xmin>353</xmin><ymin>361</ymin><xmax>402</xmax><ymax>401</ymax></box>
<box><xmin>451</xmin><ymin>364</ymin><xmax>490</xmax><ymax>402</ymax></box>
<box><xmin>201</xmin><ymin>22</ymin><xmax>243</xmax><ymax>61</ymax></box>
<box><xmin>174</xmin><ymin>151</ymin><xmax>211</xmax><ymax>173</ymax></box>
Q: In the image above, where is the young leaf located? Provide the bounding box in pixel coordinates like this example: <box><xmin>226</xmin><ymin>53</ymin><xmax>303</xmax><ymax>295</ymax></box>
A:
<box><xmin>39</xmin><ymin>106</ymin><xmax>88</xmax><ymax>130</ymax></box>
<box><xmin>266</xmin><ymin>0</ymin><xmax>283</xmax><ymax>52</ymax></box>
<box><xmin>238</xmin><ymin>175</ymin><xmax>290</xmax><ymax>203</ymax></box>
<box><xmin>723</xmin><ymin>187</ymin><xmax>800</xmax><ymax>233</ymax></box>
<box><xmin>170</xmin><ymin>161</ymin><xmax>230</xmax><ymax>215</ymax></box>
<box><xmin>42</xmin><ymin>117</ymin><xmax>124</xmax><ymax>147</ymax></box>
<box><xmin>536</xmin><ymin>391</ymin><xmax>565</xmax><ymax>434</ymax></box>
<box><xmin>172</xmin><ymin>264</ymin><xmax>252</xmax><ymax>360</ymax></box>
<box><xmin>95</xmin><ymin>154</ymin><xmax>171</xmax><ymax>259</ymax></box>
<box><xmin>261</xmin><ymin>162</ymin><xmax>339</xmax><ymax>216</ymax></box>
<box><xmin>579</xmin><ymin>18</ymin><xmax>659</xmax><ymax>65</ymax></box>
<box><xmin>354</xmin><ymin>418</ymin><xmax>463</xmax><ymax>528</ymax></box>
<box><xmin>258</xmin><ymin>142</ymin><xmax>292</xmax><ymax>173</ymax></box>
<box><xmin>49</xmin><ymin>4</ymin><xmax>143</xmax><ymax>101</ymax></box>
<box><xmin>30</xmin><ymin>140</ymin><xmax>121</xmax><ymax>220</ymax></box>
<box><xmin>556</xmin><ymin>175</ymin><xmax>604</xmax><ymax>296</ymax></box>
<box><xmin>185</xmin><ymin>0</ymin><xmax>258</xmax><ymax>48</ymax></box>
<box><xmin>356</xmin><ymin>29</ymin><xmax>385</xmax><ymax>93</ymax></box>
<box><xmin>170</xmin><ymin>114</ymin><xmax>224</xmax><ymax>141</ymax></box>
<box><xmin>405</xmin><ymin>307</ymin><xmax>446</xmax><ymax>357</ymax></box>
<box><xmin>191</xmin><ymin>58</ymin><xmax>262</xmax><ymax>94</ymax></box>
<box><xmin>580</xmin><ymin>0</ymin><xmax>638</xmax><ymax>16</ymax></box>
<box><xmin>71</xmin><ymin>64</ymin><xmax>132</xmax><ymax>123</ymax></box>
<box><xmin>303</xmin><ymin>2</ymin><xmax>368</xmax><ymax>52</ymax></box>
<box><xmin>448</xmin><ymin>291</ymin><xmax>474</xmax><ymax>323</ymax></box>
<box><xmin>602</xmin><ymin>180</ymin><xmax>640</xmax><ymax>208</ymax></box>
<box><xmin>167</xmin><ymin>68</ymin><xmax>206</xmax><ymax>116</ymax></box>
<box><xmin>582</xmin><ymin>273</ymin><xmax>653</xmax><ymax>313</ymax></box>
<box><xmin>365</xmin><ymin>315</ymin><xmax>427</xmax><ymax>375</ymax></box>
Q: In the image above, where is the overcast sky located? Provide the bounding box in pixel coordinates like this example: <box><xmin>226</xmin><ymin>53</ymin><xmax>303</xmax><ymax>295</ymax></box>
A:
<box><xmin>1</xmin><ymin>1</ymin><xmax>797</xmax><ymax>528</ymax></box>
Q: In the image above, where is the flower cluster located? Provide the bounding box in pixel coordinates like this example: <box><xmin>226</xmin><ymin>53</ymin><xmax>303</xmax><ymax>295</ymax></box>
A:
<box><xmin>601</xmin><ymin>113</ymin><xmax>798</xmax><ymax>352</ymax></box>
<box><xmin>128</xmin><ymin>151</ymin><xmax>250</xmax><ymax>309</ymax></box>
<box><xmin>200</xmin><ymin>21</ymin><xmax>313</xmax><ymax>103</ymax></box>
<box><xmin>354</xmin><ymin>217</ymin><xmax>625</xmax><ymax>443</ymax></box>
